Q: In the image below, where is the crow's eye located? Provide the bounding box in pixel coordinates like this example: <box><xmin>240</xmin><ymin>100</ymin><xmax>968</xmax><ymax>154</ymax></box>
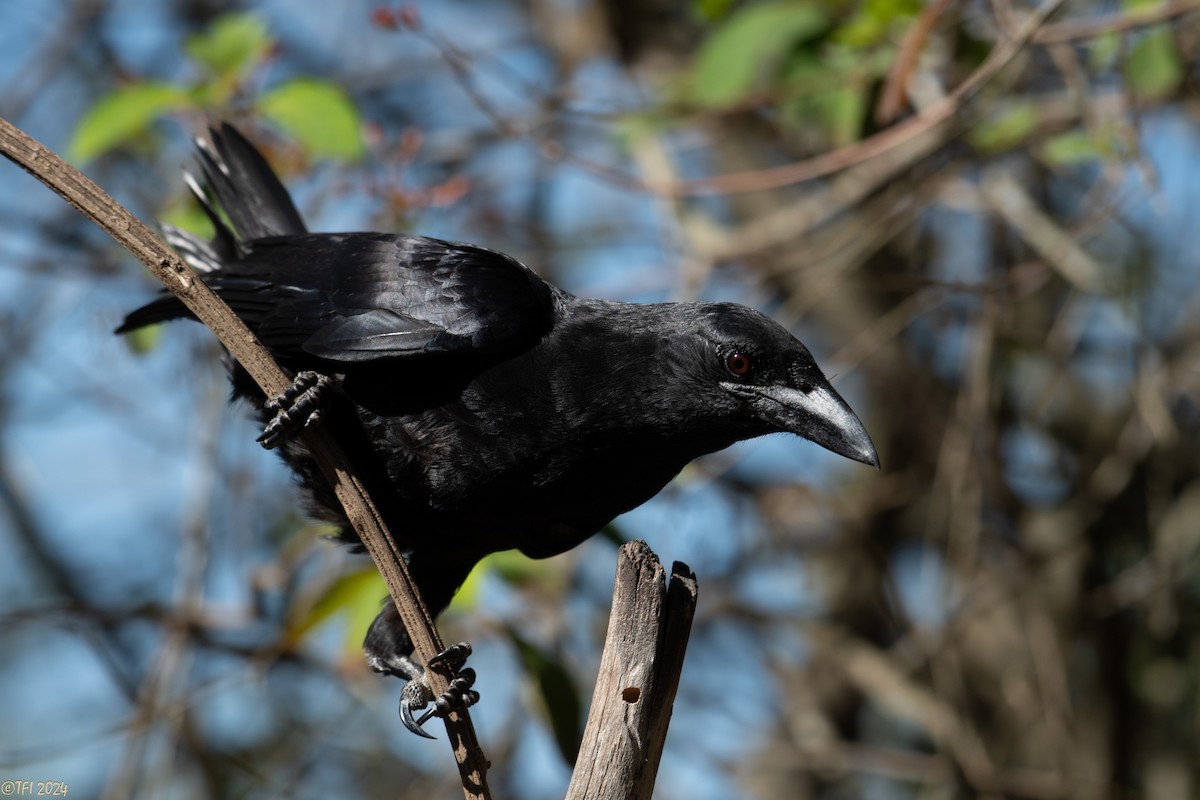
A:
<box><xmin>725</xmin><ymin>352</ymin><xmax>753</xmax><ymax>377</ymax></box>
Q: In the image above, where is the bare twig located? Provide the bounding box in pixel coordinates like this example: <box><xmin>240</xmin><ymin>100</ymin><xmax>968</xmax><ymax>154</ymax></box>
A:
<box><xmin>875</xmin><ymin>0</ymin><xmax>957</xmax><ymax>125</ymax></box>
<box><xmin>1035</xmin><ymin>0</ymin><xmax>1200</xmax><ymax>44</ymax></box>
<box><xmin>0</xmin><ymin>116</ymin><xmax>491</xmax><ymax>799</ymax></box>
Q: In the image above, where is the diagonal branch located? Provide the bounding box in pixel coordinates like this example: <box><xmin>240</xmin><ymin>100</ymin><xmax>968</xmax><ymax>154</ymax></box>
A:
<box><xmin>0</xmin><ymin>115</ymin><xmax>491</xmax><ymax>800</ymax></box>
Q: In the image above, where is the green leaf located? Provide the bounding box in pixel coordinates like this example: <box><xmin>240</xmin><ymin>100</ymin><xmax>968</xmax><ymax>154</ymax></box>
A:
<box><xmin>285</xmin><ymin>566</ymin><xmax>386</xmax><ymax>652</ymax></box>
<box><xmin>694</xmin><ymin>0</ymin><xmax>736</xmax><ymax>22</ymax></box>
<box><xmin>507</xmin><ymin>627</ymin><xmax>582</xmax><ymax>762</ymax></box>
<box><xmin>689</xmin><ymin>1</ymin><xmax>828</xmax><ymax>108</ymax></box>
<box><xmin>488</xmin><ymin>549</ymin><xmax>560</xmax><ymax>586</ymax></box>
<box><xmin>612</xmin><ymin>111</ymin><xmax>669</xmax><ymax>150</ymax></box>
<box><xmin>68</xmin><ymin>82</ymin><xmax>189</xmax><ymax>163</ymax></box>
<box><xmin>1088</xmin><ymin>31</ymin><xmax>1120</xmax><ymax>72</ymax></box>
<box><xmin>185</xmin><ymin>12</ymin><xmax>271</xmax><ymax>77</ymax></box>
<box><xmin>450</xmin><ymin>557</ymin><xmax>489</xmax><ymax>611</ymax></box>
<box><xmin>1039</xmin><ymin>129</ymin><xmax>1101</xmax><ymax>167</ymax></box>
<box><xmin>599</xmin><ymin>523</ymin><xmax>627</xmax><ymax>548</ymax></box>
<box><xmin>121</xmin><ymin>323</ymin><xmax>164</xmax><ymax>354</ymax></box>
<box><xmin>835</xmin><ymin>0</ymin><xmax>922</xmax><ymax>47</ymax></box>
<box><xmin>968</xmin><ymin>101</ymin><xmax>1039</xmax><ymax>154</ymax></box>
<box><xmin>161</xmin><ymin>199</ymin><xmax>215</xmax><ymax>240</ymax></box>
<box><xmin>1125</xmin><ymin>27</ymin><xmax>1182</xmax><ymax>101</ymax></box>
<box><xmin>259</xmin><ymin>79</ymin><xmax>364</xmax><ymax>159</ymax></box>
<box><xmin>815</xmin><ymin>85</ymin><xmax>866</xmax><ymax>146</ymax></box>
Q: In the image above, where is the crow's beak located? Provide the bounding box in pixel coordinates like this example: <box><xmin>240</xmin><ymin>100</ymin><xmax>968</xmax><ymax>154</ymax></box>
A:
<box><xmin>729</xmin><ymin>381</ymin><xmax>880</xmax><ymax>468</ymax></box>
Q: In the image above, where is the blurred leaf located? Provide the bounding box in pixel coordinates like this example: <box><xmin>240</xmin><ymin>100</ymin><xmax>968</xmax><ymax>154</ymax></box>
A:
<box><xmin>121</xmin><ymin>323</ymin><xmax>164</xmax><ymax>354</ymax></box>
<box><xmin>1125</xmin><ymin>27</ymin><xmax>1182</xmax><ymax>101</ymax></box>
<box><xmin>688</xmin><ymin>1</ymin><xmax>828</xmax><ymax>108</ymax></box>
<box><xmin>489</xmin><ymin>549</ymin><xmax>561</xmax><ymax>586</ymax></box>
<box><xmin>449</xmin><ymin>549</ymin><xmax>565</xmax><ymax>612</ymax></box>
<box><xmin>259</xmin><ymin>79</ymin><xmax>364</xmax><ymax>158</ymax></box>
<box><xmin>612</xmin><ymin>111</ymin><xmax>670</xmax><ymax>150</ymax></box>
<box><xmin>1089</xmin><ymin>31</ymin><xmax>1120</xmax><ymax>72</ymax></box>
<box><xmin>816</xmin><ymin>84</ymin><xmax>866</xmax><ymax>146</ymax></box>
<box><xmin>160</xmin><ymin>199</ymin><xmax>216</xmax><ymax>239</ymax></box>
<box><xmin>450</xmin><ymin>557</ymin><xmax>488</xmax><ymax>611</ymax></box>
<box><xmin>599</xmin><ymin>523</ymin><xmax>627</xmax><ymax>548</ymax></box>
<box><xmin>68</xmin><ymin>82</ymin><xmax>189</xmax><ymax>163</ymax></box>
<box><xmin>1039</xmin><ymin>129</ymin><xmax>1101</xmax><ymax>167</ymax></box>
<box><xmin>285</xmin><ymin>566</ymin><xmax>386</xmax><ymax>653</ymax></box>
<box><xmin>968</xmin><ymin>101</ymin><xmax>1038</xmax><ymax>153</ymax></box>
<box><xmin>778</xmin><ymin>49</ymin><xmax>874</xmax><ymax>145</ymax></box>
<box><xmin>185</xmin><ymin>12</ymin><xmax>271</xmax><ymax>77</ymax></box>
<box><xmin>507</xmin><ymin>626</ymin><xmax>582</xmax><ymax>762</ymax></box>
<box><xmin>694</xmin><ymin>0</ymin><xmax>736</xmax><ymax>21</ymax></box>
<box><xmin>835</xmin><ymin>0</ymin><xmax>922</xmax><ymax>47</ymax></box>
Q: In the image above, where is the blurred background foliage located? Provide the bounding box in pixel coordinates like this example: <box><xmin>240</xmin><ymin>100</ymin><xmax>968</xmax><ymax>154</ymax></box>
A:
<box><xmin>2</xmin><ymin>0</ymin><xmax>1200</xmax><ymax>798</ymax></box>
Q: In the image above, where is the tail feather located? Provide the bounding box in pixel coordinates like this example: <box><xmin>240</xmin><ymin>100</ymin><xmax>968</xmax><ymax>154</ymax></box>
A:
<box><xmin>162</xmin><ymin>222</ymin><xmax>223</xmax><ymax>274</ymax></box>
<box><xmin>197</xmin><ymin>123</ymin><xmax>307</xmax><ymax>241</ymax></box>
<box><xmin>118</xmin><ymin>122</ymin><xmax>307</xmax><ymax>334</ymax></box>
<box><xmin>180</xmin><ymin>170</ymin><xmax>238</xmax><ymax>264</ymax></box>
<box><xmin>114</xmin><ymin>295</ymin><xmax>191</xmax><ymax>333</ymax></box>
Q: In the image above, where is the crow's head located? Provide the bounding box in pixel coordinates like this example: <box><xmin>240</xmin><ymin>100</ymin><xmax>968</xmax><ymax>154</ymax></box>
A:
<box><xmin>676</xmin><ymin>303</ymin><xmax>879</xmax><ymax>468</ymax></box>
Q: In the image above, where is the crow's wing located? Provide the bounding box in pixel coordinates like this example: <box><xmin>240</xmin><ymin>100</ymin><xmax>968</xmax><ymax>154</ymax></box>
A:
<box><xmin>207</xmin><ymin>232</ymin><xmax>556</xmax><ymax>363</ymax></box>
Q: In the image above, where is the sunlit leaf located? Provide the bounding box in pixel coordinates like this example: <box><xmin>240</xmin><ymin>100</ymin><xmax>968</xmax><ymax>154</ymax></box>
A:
<box><xmin>968</xmin><ymin>101</ymin><xmax>1038</xmax><ymax>153</ymax></box>
<box><xmin>68</xmin><ymin>82</ymin><xmax>188</xmax><ymax>163</ymax></box>
<box><xmin>695</xmin><ymin>0</ymin><xmax>736</xmax><ymax>21</ymax></box>
<box><xmin>1039</xmin><ymin>129</ymin><xmax>1101</xmax><ymax>167</ymax></box>
<box><xmin>778</xmin><ymin>49</ymin><xmax>873</xmax><ymax>145</ymax></box>
<box><xmin>1088</xmin><ymin>31</ymin><xmax>1120</xmax><ymax>72</ymax></box>
<box><xmin>450</xmin><ymin>557</ymin><xmax>489</xmax><ymax>611</ymax></box>
<box><xmin>121</xmin><ymin>323</ymin><xmax>164</xmax><ymax>354</ymax></box>
<box><xmin>489</xmin><ymin>549</ymin><xmax>561</xmax><ymax>586</ymax></box>
<box><xmin>259</xmin><ymin>79</ymin><xmax>364</xmax><ymax>158</ymax></box>
<box><xmin>449</xmin><ymin>549</ymin><xmax>564</xmax><ymax>612</ymax></box>
<box><xmin>612</xmin><ymin>111</ymin><xmax>670</xmax><ymax>150</ymax></box>
<box><xmin>816</xmin><ymin>85</ymin><xmax>866</xmax><ymax>146</ymax></box>
<box><xmin>284</xmin><ymin>566</ymin><xmax>386</xmax><ymax>653</ymax></box>
<box><xmin>688</xmin><ymin>1</ymin><xmax>828</xmax><ymax>108</ymax></box>
<box><xmin>161</xmin><ymin>200</ymin><xmax>216</xmax><ymax>239</ymax></box>
<box><xmin>1125</xmin><ymin>27</ymin><xmax>1182</xmax><ymax>101</ymax></box>
<box><xmin>185</xmin><ymin>12</ymin><xmax>271</xmax><ymax>77</ymax></box>
<box><xmin>835</xmin><ymin>0</ymin><xmax>922</xmax><ymax>47</ymax></box>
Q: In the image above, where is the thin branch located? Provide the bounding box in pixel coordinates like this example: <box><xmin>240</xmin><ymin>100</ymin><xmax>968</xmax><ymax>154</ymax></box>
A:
<box><xmin>0</xmin><ymin>116</ymin><xmax>491</xmax><ymax>799</ymax></box>
<box><xmin>1035</xmin><ymin>0</ymin><xmax>1200</xmax><ymax>44</ymax></box>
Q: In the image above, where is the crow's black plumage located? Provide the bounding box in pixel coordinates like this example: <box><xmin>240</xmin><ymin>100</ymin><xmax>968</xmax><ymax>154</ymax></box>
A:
<box><xmin>118</xmin><ymin>124</ymin><xmax>878</xmax><ymax>733</ymax></box>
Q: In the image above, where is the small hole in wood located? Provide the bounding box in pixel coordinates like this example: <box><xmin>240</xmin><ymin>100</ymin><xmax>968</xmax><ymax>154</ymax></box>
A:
<box><xmin>621</xmin><ymin>687</ymin><xmax>641</xmax><ymax>703</ymax></box>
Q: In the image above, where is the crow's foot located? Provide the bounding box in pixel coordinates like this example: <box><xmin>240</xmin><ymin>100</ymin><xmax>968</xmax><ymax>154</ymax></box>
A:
<box><xmin>258</xmin><ymin>371</ymin><xmax>335</xmax><ymax>448</ymax></box>
<box><xmin>369</xmin><ymin>642</ymin><xmax>479</xmax><ymax>739</ymax></box>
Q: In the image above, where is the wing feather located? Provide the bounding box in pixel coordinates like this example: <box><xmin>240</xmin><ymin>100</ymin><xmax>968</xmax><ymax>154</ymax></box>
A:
<box><xmin>207</xmin><ymin>233</ymin><xmax>555</xmax><ymax>364</ymax></box>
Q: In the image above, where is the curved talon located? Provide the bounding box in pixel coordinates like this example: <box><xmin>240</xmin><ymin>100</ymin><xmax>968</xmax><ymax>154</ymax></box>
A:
<box><xmin>401</xmin><ymin>700</ymin><xmax>438</xmax><ymax>739</ymax></box>
<box><xmin>413</xmin><ymin>669</ymin><xmax>480</xmax><ymax>728</ymax></box>
<box><xmin>396</xmin><ymin>647</ymin><xmax>479</xmax><ymax>738</ymax></box>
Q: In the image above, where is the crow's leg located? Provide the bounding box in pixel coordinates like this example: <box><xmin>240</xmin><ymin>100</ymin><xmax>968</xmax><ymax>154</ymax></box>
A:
<box><xmin>364</xmin><ymin>601</ymin><xmax>479</xmax><ymax>738</ymax></box>
<box><xmin>258</xmin><ymin>370</ymin><xmax>336</xmax><ymax>448</ymax></box>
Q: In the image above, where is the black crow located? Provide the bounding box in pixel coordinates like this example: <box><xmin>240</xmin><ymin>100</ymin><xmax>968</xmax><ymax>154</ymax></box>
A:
<box><xmin>118</xmin><ymin>124</ymin><xmax>878</xmax><ymax>735</ymax></box>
